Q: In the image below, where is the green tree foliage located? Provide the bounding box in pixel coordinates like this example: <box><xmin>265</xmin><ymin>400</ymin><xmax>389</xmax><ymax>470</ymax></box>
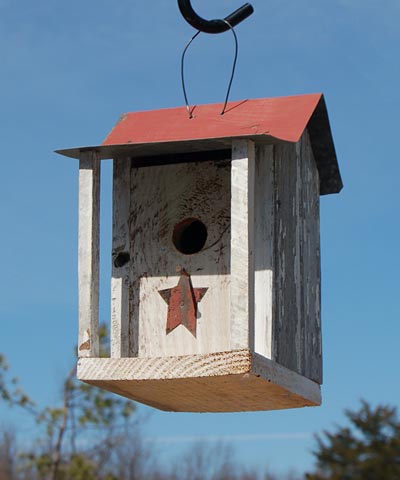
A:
<box><xmin>0</xmin><ymin>354</ymin><xmax>34</xmax><ymax>412</ymax></box>
<box><xmin>1</xmin><ymin>327</ymin><xmax>142</xmax><ymax>480</ymax></box>
<box><xmin>306</xmin><ymin>400</ymin><xmax>400</xmax><ymax>480</ymax></box>
<box><xmin>0</xmin><ymin>331</ymin><xmax>302</xmax><ymax>480</ymax></box>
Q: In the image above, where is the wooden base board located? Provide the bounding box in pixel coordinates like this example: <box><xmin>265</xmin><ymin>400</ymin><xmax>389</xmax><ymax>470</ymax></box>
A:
<box><xmin>77</xmin><ymin>350</ymin><xmax>321</xmax><ymax>412</ymax></box>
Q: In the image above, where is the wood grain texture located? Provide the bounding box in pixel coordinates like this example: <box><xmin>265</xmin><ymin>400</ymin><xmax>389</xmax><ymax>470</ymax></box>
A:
<box><xmin>129</xmin><ymin>159</ymin><xmax>231</xmax><ymax>358</ymax></box>
<box><xmin>77</xmin><ymin>350</ymin><xmax>320</xmax><ymax>412</ymax></box>
<box><xmin>299</xmin><ymin>132</ymin><xmax>322</xmax><ymax>382</ymax></box>
<box><xmin>111</xmin><ymin>158</ymin><xmax>131</xmax><ymax>358</ymax></box>
<box><xmin>251</xmin><ymin>352</ymin><xmax>321</xmax><ymax>405</ymax></box>
<box><xmin>254</xmin><ymin>145</ymin><xmax>275</xmax><ymax>359</ymax></box>
<box><xmin>231</xmin><ymin>140</ymin><xmax>255</xmax><ymax>350</ymax></box>
<box><xmin>273</xmin><ymin>130</ymin><xmax>321</xmax><ymax>383</ymax></box>
<box><xmin>78</xmin><ymin>151</ymin><xmax>100</xmax><ymax>358</ymax></box>
<box><xmin>79</xmin><ymin>350</ymin><xmax>252</xmax><ymax>381</ymax></box>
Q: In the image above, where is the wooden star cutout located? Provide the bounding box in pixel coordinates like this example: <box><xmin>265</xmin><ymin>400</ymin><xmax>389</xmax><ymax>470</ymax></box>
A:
<box><xmin>159</xmin><ymin>270</ymin><xmax>208</xmax><ymax>336</ymax></box>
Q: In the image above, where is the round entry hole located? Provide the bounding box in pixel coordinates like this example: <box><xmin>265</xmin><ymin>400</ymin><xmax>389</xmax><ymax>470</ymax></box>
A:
<box><xmin>114</xmin><ymin>252</ymin><xmax>130</xmax><ymax>268</ymax></box>
<box><xmin>173</xmin><ymin>218</ymin><xmax>208</xmax><ymax>255</ymax></box>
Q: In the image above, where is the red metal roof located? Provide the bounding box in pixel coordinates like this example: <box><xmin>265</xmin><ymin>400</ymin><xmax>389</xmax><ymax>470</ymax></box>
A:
<box><xmin>56</xmin><ymin>94</ymin><xmax>342</xmax><ymax>195</ymax></box>
<box><xmin>104</xmin><ymin>94</ymin><xmax>322</xmax><ymax>146</ymax></box>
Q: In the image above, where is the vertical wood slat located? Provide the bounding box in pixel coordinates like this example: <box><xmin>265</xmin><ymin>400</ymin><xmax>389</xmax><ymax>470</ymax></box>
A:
<box><xmin>78</xmin><ymin>150</ymin><xmax>100</xmax><ymax>358</ymax></box>
<box><xmin>111</xmin><ymin>158</ymin><xmax>131</xmax><ymax>358</ymax></box>
<box><xmin>254</xmin><ymin>145</ymin><xmax>275</xmax><ymax>359</ymax></box>
<box><xmin>273</xmin><ymin>132</ymin><xmax>322</xmax><ymax>383</ymax></box>
<box><xmin>300</xmin><ymin>131</ymin><xmax>322</xmax><ymax>383</ymax></box>
<box><xmin>273</xmin><ymin>141</ymin><xmax>301</xmax><ymax>376</ymax></box>
<box><xmin>230</xmin><ymin>140</ymin><xmax>255</xmax><ymax>350</ymax></box>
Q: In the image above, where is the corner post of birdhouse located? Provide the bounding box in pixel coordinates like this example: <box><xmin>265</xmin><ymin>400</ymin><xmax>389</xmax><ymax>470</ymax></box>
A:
<box><xmin>78</xmin><ymin>150</ymin><xmax>100</xmax><ymax>358</ymax></box>
<box><xmin>110</xmin><ymin>157</ymin><xmax>131</xmax><ymax>358</ymax></box>
<box><xmin>231</xmin><ymin>139</ymin><xmax>256</xmax><ymax>350</ymax></box>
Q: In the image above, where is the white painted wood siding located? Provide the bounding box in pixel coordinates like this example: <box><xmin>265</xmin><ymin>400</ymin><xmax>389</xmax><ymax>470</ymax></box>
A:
<box><xmin>254</xmin><ymin>145</ymin><xmax>275</xmax><ymax>359</ymax></box>
<box><xmin>231</xmin><ymin>140</ymin><xmax>255</xmax><ymax>350</ymax></box>
<box><xmin>129</xmin><ymin>159</ymin><xmax>231</xmax><ymax>358</ymax></box>
<box><xmin>111</xmin><ymin>158</ymin><xmax>131</xmax><ymax>358</ymax></box>
<box><xmin>78</xmin><ymin>151</ymin><xmax>100</xmax><ymax>358</ymax></box>
<box><xmin>107</xmin><ymin>134</ymin><xmax>321</xmax><ymax>384</ymax></box>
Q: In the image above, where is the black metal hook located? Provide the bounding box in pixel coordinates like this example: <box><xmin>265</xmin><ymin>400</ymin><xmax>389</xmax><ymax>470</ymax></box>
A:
<box><xmin>178</xmin><ymin>0</ymin><xmax>254</xmax><ymax>34</ymax></box>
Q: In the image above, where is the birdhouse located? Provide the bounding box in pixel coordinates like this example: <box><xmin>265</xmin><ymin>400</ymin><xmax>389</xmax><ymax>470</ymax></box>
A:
<box><xmin>57</xmin><ymin>93</ymin><xmax>342</xmax><ymax>413</ymax></box>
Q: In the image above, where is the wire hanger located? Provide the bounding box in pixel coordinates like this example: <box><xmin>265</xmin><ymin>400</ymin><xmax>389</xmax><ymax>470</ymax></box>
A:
<box><xmin>178</xmin><ymin>0</ymin><xmax>254</xmax><ymax>118</ymax></box>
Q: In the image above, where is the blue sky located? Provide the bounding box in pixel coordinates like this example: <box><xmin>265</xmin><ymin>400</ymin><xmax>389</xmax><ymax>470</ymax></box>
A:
<box><xmin>1</xmin><ymin>0</ymin><xmax>399</xmax><ymax>475</ymax></box>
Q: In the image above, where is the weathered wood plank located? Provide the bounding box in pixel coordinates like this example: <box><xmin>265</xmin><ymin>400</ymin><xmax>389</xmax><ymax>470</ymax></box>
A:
<box><xmin>79</xmin><ymin>350</ymin><xmax>252</xmax><ymax>381</ymax></box>
<box><xmin>254</xmin><ymin>145</ymin><xmax>275</xmax><ymax>358</ymax></box>
<box><xmin>129</xmin><ymin>159</ymin><xmax>231</xmax><ymax>358</ymax></box>
<box><xmin>231</xmin><ymin>140</ymin><xmax>255</xmax><ymax>350</ymax></box>
<box><xmin>272</xmin><ymin>131</ymin><xmax>321</xmax><ymax>383</ymax></box>
<box><xmin>77</xmin><ymin>350</ymin><xmax>320</xmax><ymax>412</ymax></box>
<box><xmin>78</xmin><ymin>151</ymin><xmax>100</xmax><ymax>358</ymax></box>
<box><xmin>273</xmin><ymin>141</ymin><xmax>299</xmax><ymax>373</ymax></box>
<box><xmin>111</xmin><ymin>158</ymin><xmax>131</xmax><ymax>358</ymax></box>
<box><xmin>299</xmin><ymin>131</ymin><xmax>322</xmax><ymax>383</ymax></box>
<box><xmin>275</xmin><ymin>140</ymin><xmax>303</xmax><ymax>375</ymax></box>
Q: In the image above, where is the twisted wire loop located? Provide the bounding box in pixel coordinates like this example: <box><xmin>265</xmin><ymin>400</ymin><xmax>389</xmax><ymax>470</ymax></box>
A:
<box><xmin>221</xmin><ymin>20</ymin><xmax>238</xmax><ymax>115</ymax></box>
<box><xmin>181</xmin><ymin>31</ymin><xmax>201</xmax><ymax>119</ymax></box>
<box><xmin>180</xmin><ymin>20</ymin><xmax>239</xmax><ymax>119</ymax></box>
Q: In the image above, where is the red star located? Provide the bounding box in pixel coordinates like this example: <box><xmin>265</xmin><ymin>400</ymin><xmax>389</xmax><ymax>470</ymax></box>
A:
<box><xmin>159</xmin><ymin>270</ymin><xmax>208</xmax><ymax>336</ymax></box>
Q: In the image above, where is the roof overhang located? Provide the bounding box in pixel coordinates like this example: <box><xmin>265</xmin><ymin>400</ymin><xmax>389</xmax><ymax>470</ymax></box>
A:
<box><xmin>56</xmin><ymin>94</ymin><xmax>342</xmax><ymax>195</ymax></box>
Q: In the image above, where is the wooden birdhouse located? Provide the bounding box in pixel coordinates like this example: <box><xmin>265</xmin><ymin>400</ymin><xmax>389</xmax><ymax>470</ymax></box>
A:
<box><xmin>57</xmin><ymin>93</ymin><xmax>342</xmax><ymax>413</ymax></box>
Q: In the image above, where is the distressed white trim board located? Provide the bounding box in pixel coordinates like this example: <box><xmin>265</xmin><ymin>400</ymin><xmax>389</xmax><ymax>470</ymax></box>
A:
<box><xmin>111</xmin><ymin>158</ymin><xmax>131</xmax><ymax>358</ymax></box>
<box><xmin>78</xmin><ymin>151</ymin><xmax>100</xmax><ymax>358</ymax></box>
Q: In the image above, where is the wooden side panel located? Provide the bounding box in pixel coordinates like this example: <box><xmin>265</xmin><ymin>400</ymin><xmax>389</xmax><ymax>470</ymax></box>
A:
<box><xmin>129</xmin><ymin>159</ymin><xmax>231</xmax><ymax>358</ymax></box>
<box><xmin>273</xmin><ymin>131</ymin><xmax>321</xmax><ymax>383</ymax></box>
<box><xmin>231</xmin><ymin>141</ymin><xmax>255</xmax><ymax>350</ymax></box>
<box><xmin>254</xmin><ymin>145</ymin><xmax>275</xmax><ymax>358</ymax></box>
<box><xmin>299</xmin><ymin>132</ymin><xmax>322</xmax><ymax>382</ymax></box>
<box><xmin>111</xmin><ymin>158</ymin><xmax>131</xmax><ymax>358</ymax></box>
<box><xmin>78</xmin><ymin>151</ymin><xmax>100</xmax><ymax>358</ymax></box>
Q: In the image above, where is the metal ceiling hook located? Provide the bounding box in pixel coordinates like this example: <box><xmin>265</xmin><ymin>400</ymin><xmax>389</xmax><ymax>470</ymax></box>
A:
<box><xmin>178</xmin><ymin>0</ymin><xmax>254</xmax><ymax>34</ymax></box>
